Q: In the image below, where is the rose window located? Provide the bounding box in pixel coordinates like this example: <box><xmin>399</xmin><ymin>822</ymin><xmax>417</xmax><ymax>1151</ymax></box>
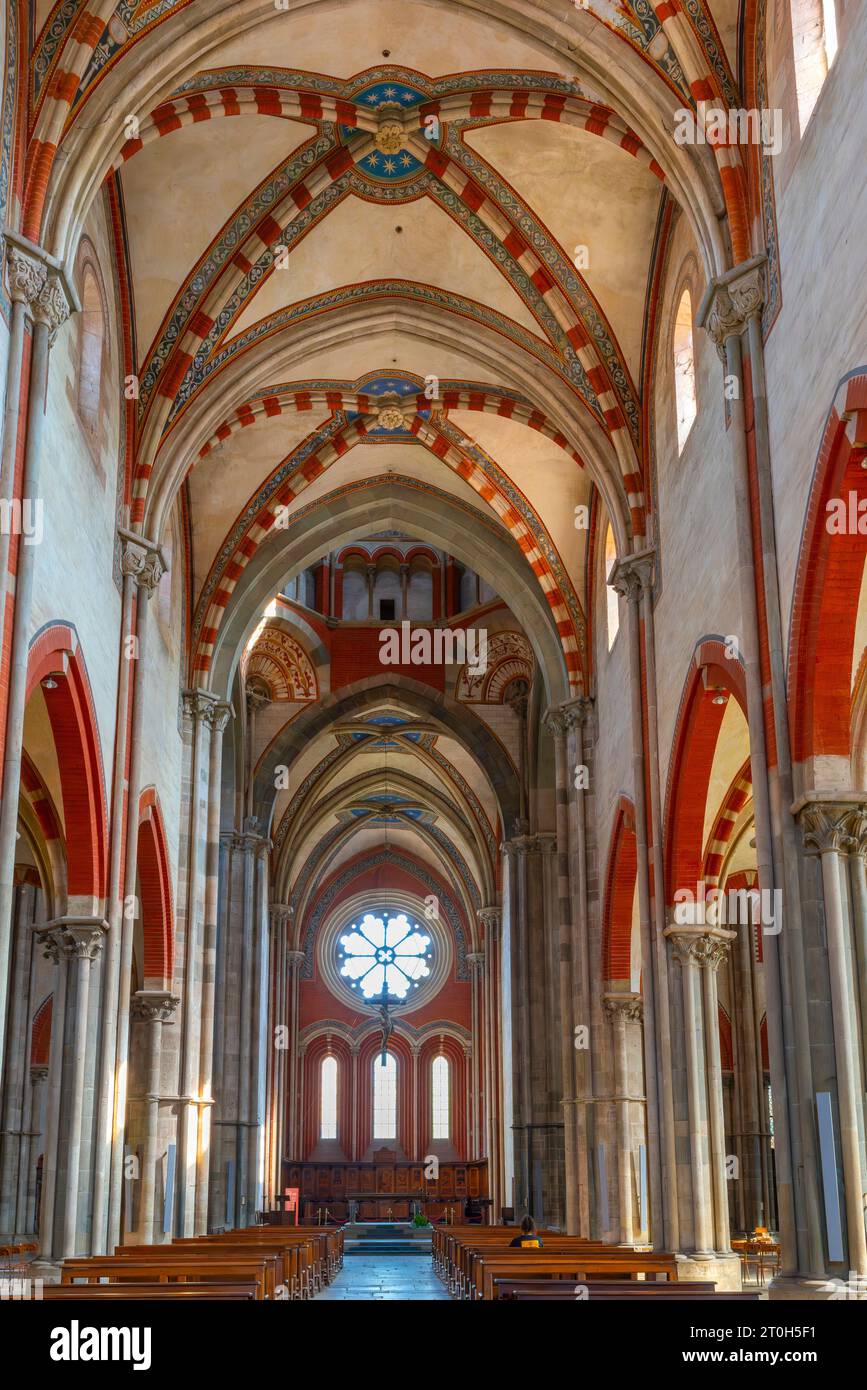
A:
<box><xmin>339</xmin><ymin>911</ymin><xmax>432</xmax><ymax>1000</ymax></box>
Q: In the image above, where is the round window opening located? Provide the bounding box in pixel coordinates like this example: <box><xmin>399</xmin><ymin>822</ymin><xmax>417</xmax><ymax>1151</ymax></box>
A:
<box><xmin>339</xmin><ymin>911</ymin><xmax>432</xmax><ymax>1001</ymax></box>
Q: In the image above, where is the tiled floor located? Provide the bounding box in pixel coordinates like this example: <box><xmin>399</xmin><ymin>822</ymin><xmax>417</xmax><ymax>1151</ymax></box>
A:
<box><xmin>317</xmin><ymin>1254</ymin><xmax>450</xmax><ymax>1300</ymax></box>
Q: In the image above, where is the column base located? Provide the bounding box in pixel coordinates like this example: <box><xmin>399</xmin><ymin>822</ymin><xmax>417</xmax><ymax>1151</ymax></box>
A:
<box><xmin>674</xmin><ymin>1252</ymin><xmax>743</xmax><ymax>1290</ymax></box>
<box><xmin>768</xmin><ymin>1274</ymin><xmax>855</xmax><ymax>1300</ymax></box>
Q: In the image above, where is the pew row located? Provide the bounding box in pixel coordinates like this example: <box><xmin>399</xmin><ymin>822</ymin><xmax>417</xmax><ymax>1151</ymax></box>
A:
<box><xmin>60</xmin><ymin>1224</ymin><xmax>344</xmax><ymax>1301</ymax></box>
<box><xmin>432</xmin><ymin>1226</ymin><xmax>753</xmax><ymax>1301</ymax></box>
<box><xmin>43</xmin><ymin>1282</ymin><xmax>258</xmax><ymax>1301</ymax></box>
<box><xmin>494</xmin><ymin>1279</ymin><xmax>764</xmax><ymax>1301</ymax></box>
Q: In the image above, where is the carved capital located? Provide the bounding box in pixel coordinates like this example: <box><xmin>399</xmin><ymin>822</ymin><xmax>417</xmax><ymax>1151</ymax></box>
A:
<box><xmin>286</xmin><ymin>950</ymin><xmax>306</xmax><ymax>971</ymax></box>
<box><xmin>41</xmin><ymin>917</ymin><xmax>108</xmax><ymax>963</ymax></box>
<box><xmin>665</xmin><ymin>925</ymin><xmax>734</xmax><ymax>970</ymax></box>
<box><xmin>6</xmin><ymin>247</ymin><xmax>47</xmax><ymax>306</ymax></box>
<box><xmin>205</xmin><ymin>700</ymin><xmax>233</xmax><ymax>735</ymax></box>
<box><xmin>32</xmin><ymin>272</ymin><xmax>71</xmax><ymax>346</ymax></box>
<box><xmin>561</xmin><ymin>695</ymin><xmax>593</xmax><ymax>731</ymax></box>
<box><xmin>698</xmin><ymin>257</ymin><xmax>766</xmax><ymax>360</ymax></box>
<box><xmin>119</xmin><ymin>530</ymin><xmax>166</xmax><ymax>597</ymax></box>
<box><xmin>246</xmin><ymin>683</ymin><xmax>271</xmax><ymax>715</ymax></box>
<box><xmin>182</xmin><ymin>688</ymin><xmax>217</xmax><ymax>723</ymax></box>
<box><xmin>477</xmin><ymin>905</ymin><xmax>501</xmax><ymax>940</ymax></box>
<box><xmin>609</xmin><ymin>546</ymin><xmax>655</xmax><ymax>604</ymax></box>
<box><xmin>466</xmin><ymin>951</ymin><xmax>486</xmax><ymax>971</ymax></box>
<box><xmin>269</xmin><ymin>902</ymin><xmax>293</xmax><ymax>929</ymax></box>
<box><xmin>603</xmin><ymin>992</ymin><xmax>643</xmax><ymax>1025</ymax></box>
<box><xmin>798</xmin><ymin>802</ymin><xmax>863</xmax><ymax>856</ymax></box>
<box><xmin>543</xmin><ymin>707</ymin><xmax>568</xmax><ymax>738</ymax></box>
<box><xmin>131</xmin><ymin>990</ymin><xmax>179</xmax><ymax>1024</ymax></box>
<box><xmin>29</xmin><ymin>1065</ymin><xmax>49</xmax><ymax>1085</ymax></box>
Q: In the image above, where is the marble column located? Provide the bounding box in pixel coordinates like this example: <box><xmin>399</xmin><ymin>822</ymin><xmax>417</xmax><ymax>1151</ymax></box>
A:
<box><xmin>400</xmin><ymin>562</ymin><xmax>410</xmax><ymax>619</ymax></box>
<box><xmin>108</xmin><ymin>540</ymin><xmax>165</xmax><ymax>1250</ymax></box>
<box><xmin>543</xmin><ymin>707</ymin><xmax>578</xmax><ymax>1233</ymax></box>
<box><xmin>131</xmin><ymin>990</ymin><xmax>178</xmax><ymax>1244</ymax></box>
<box><xmin>350</xmin><ymin>1043</ymin><xmax>360</xmax><ymax>1162</ymax></box>
<box><xmin>93</xmin><ymin>530</ymin><xmax>163</xmax><ymax>1254</ymax></box>
<box><xmin>411</xmin><ymin>1043</ymin><xmax>421</xmax><ymax>1161</ymax></box>
<box><xmin>366</xmin><ymin>563</ymin><xmax>376</xmax><ymax>619</ymax></box>
<box><xmin>467</xmin><ymin>952</ymin><xmax>485</xmax><ymax>1160</ymax></box>
<box><xmin>603</xmin><ymin>994</ymin><xmax>643</xmax><ymax>1246</ymax></box>
<box><xmin>0</xmin><ymin>247</ymin><xmax>46</xmax><ymax>664</ymax></box>
<box><xmin>285</xmin><ymin>947</ymin><xmax>305</xmax><ymax>1161</ymax></box>
<box><xmin>19</xmin><ymin>1065</ymin><xmax>47</xmax><ymax>1233</ymax></box>
<box><xmin>502</xmin><ymin>832</ymin><xmax>563</xmax><ymax>1226</ymax></box>
<box><xmin>0</xmin><ymin>266</ymin><xmax>72</xmax><ymax>1103</ymax></box>
<box><xmin>610</xmin><ymin>554</ymin><xmax>674</xmax><ymax>1251</ymax></box>
<box><xmin>267</xmin><ymin>903</ymin><xmax>292</xmax><ymax>1205</ymax></box>
<box><xmin>665</xmin><ymin>924</ymin><xmax>735</xmax><ymax>1260</ymax></box>
<box><xmin>800</xmin><ymin>802</ymin><xmax>867</xmax><ymax>1276</ymax></box>
<box><xmin>195</xmin><ymin>701</ymin><xmax>233</xmax><ymax>1235</ymax></box>
<box><xmin>36</xmin><ymin>930</ymin><xmax>68</xmax><ymax>1257</ymax></box>
<box><xmin>700</xmin><ymin>261</ymin><xmax>814</xmax><ymax>1281</ymax></box>
<box><xmin>49</xmin><ymin>919</ymin><xmax>107</xmax><ymax>1259</ymax></box>
<box><xmin>477</xmin><ymin>906</ymin><xmax>502</xmax><ymax>1217</ymax></box>
<box><xmin>0</xmin><ymin>882</ymin><xmax>37</xmax><ymax>1234</ymax></box>
<box><xmin>177</xmin><ymin>689</ymin><xmax>217</xmax><ymax>1236</ymax></box>
<box><xmin>562</xmin><ymin>696</ymin><xmax>595</xmax><ymax>1238</ymax></box>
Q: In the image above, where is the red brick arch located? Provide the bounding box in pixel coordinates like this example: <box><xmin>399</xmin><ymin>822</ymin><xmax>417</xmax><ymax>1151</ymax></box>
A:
<box><xmin>702</xmin><ymin>760</ymin><xmax>753</xmax><ymax>890</ymax></box>
<box><xmin>25</xmin><ymin>624</ymin><xmax>108</xmax><ymax>904</ymax></box>
<box><xmin>664</xmin><ymin>640</ymin><xmax>748</xmax><ymax>907</ymax></box>
<box><xmin>30</xmin><ymin>995</ymin><xmax>53</xmax><ymax>1067</ymax></box>
<box><xmin>137</xmin><ymin>788</ymin><xmax>174</xmax><ymax>987</ymax></box>
<box><xmin>602</xmin><ymin>795</ymin><xmax>638</xmax><ymax>987</ymax></box>
<box><xmin>788</xmin><ymin>370</ymin><xmax>867</xmax><ymax>765</ymax></box>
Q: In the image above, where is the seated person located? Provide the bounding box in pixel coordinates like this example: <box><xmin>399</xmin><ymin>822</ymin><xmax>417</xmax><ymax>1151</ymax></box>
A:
<box><xmin>509</xmin><ymin>1215</ymin><xmax>543</xmax><ymax>1249</ymax></box>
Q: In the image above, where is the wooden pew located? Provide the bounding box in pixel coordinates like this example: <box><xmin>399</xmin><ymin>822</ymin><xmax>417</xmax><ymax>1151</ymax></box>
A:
<box><xmin>476</xmin><ymin>1252</ymin><xmax>679</xmax><ymax>1301</ymax></box>
<box><xmin>204</xmin><ymin>1226</ymin><xmax>341</xmax><ymax>1292</ymax></box>
<box><xmin>43</xmin><ymin>1282</ymin><xmax>258</xmax><ymax>1302</ymax></box>
<box><xmin>433</xmin><ymin>1225</ymin><xmax>561</xmax><ymax>1293</ymax></box>
<box><xmin>114</xmin><ymin>1240</ymin><xmax>307</xmax><ymax>1300</ymax></box>
<box><xmin>61</xmin><ymin>1255</ymin><xmax>278</xmax><ymax>1301</ymax></box>
<box><xmin>495</xmin><ymin>1279</ymin><xmax>763</xmax><ymax>1300</ymax></box>
<box><xmin>454</xmin><ymin>1237</ymin><xmax>614</xmax><ymax>1300</ymax></box>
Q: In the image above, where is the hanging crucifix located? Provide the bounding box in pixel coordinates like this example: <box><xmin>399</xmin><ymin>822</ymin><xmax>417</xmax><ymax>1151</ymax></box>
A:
<box><xmin>376</xmin><ymin>995</ymin><xmax>395</xmax><ymax>1065</ymax></box>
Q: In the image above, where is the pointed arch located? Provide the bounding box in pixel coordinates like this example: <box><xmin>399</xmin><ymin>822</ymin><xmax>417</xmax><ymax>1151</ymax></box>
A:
<box><xmin>137</xmin><ymin>787</ymin><xmax>174</xmax><ymax>987</ymax></box>
<box><xmin>602</xmin><ymin>795</ymin><xmax>638</xmax><ymax>988</ymax></box>
<box><xmin>788</xmin><ymin>369</ymin><xmax>867</xmax><ymax>770</ymax></box>
<box><xmin>25</xmin><ymin>624</ymin><xmax>108</xmax><ymax>907</ymax></box>
<box><xmin>663</xmin><ymin>638</ymin><xmax>748</xmax><ymax>906</ymax></box>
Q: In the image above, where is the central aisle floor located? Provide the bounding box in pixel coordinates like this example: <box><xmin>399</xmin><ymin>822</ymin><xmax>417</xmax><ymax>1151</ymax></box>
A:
<box><xmin>317</xmin><ymin>1254</ymin><xmax>450</xmax><ymax>1300</ymax></box>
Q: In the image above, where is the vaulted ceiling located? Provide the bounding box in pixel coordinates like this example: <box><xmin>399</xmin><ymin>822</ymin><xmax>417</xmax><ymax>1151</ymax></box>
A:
<box><xmin>22</xmin><ymin>0</ymin><xmax>756</xmax><ymax>918</ymax></box>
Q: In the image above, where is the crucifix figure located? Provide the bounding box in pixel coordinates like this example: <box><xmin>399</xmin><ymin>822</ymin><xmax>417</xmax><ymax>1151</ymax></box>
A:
<box><xmin>376</xmin><ymin>997</ymin><xmax>395</xmax><ymax>1065</ymax></box>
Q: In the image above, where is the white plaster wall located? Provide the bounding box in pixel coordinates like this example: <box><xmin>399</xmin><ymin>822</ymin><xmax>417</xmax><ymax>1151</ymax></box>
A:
<box><xmin>764</xmin><ymin>1</ymin><xmax>867</xmax><ymax>648</ymax></box>
<box><xmin>29</xmin><ymin>195</ymin><xmax>124</xmax><ymax>782</ymax></box>
<box><xmin>650</xmin><ymin>214</ymin><xmax>741</xmax><ymax>793</ymax></box>
<box><xmin>140</xmin><ymin>493</ymin><xmax>185</xmax><ymax>887</ymax></box>
<box><xmin>27</xmin><ymin>191</ymin><xmax>186</xmax><ymax>892</ymax></box>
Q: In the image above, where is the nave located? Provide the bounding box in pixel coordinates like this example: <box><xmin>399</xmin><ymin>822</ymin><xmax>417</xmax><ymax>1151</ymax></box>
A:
<box><xmin>0</xmin><ymin>0</ymin><xmax>865</xmax><ymax>1347</ymax></box>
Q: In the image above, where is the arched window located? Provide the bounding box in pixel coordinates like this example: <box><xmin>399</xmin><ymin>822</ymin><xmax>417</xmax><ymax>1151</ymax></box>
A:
<box><xmin>431</xmin><ymin>1055</ymin><xmax>450</xmax><ymax>1140</ymax></box>
<box><xmin>78</xmin><ymin>266</ymin><xmax>105</xmax><ymax>439</ymax></box>
<box><xmin>320</xmin><ymin>1055</ymin><xmax>338</xmax><ymax>1140</ymax></box>
<box><xmin>373</xmin><ymin>1052</ymin><xmax>397</xmax><ymax>1140</ymax></box>
<box><xmin>791</xmin><ymin>0</ymin><xmax>839</xmax><ymax>135</ymax></box>
<box><xmin>604</xmin><ymin>523</ymin><xmax>620</xmax><ymax>650</ymax></box>
<box><xmin>673</xmin><ymin>288</ymin><xmax>697</xmax><ymax>454</ymax></box>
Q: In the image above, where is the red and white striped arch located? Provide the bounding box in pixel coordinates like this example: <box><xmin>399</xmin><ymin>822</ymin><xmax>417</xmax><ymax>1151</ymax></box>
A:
<box><xmin>190</xmin><ymin>416</ymin><xmax>583</xmax><ymax>690</ymax></box>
